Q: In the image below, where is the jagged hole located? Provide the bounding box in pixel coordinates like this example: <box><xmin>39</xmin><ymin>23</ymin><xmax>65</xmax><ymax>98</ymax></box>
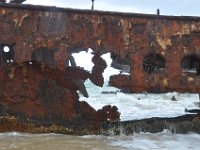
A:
<box><xmin>110</xmin><ymin>52</ymin><xmax>130</xmax><ymax>74</ymax></box>
<box><xmin>71</xmin><ymin>48</ymin><xmax>93</xmax><ymax>71</ymax></box>
<box><xmin>71</xmin><ymin>49</ymin><xmax>120</xmax><ymax>97</ymax></box>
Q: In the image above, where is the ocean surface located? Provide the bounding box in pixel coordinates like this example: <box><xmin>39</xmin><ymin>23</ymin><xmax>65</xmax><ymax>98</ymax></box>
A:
<box><xmin>1</xmin><ymin>131</ymin><xmax>200</xmax><ymax>150</ymax></box>
<box><xmin>1</xmin><ymin>52</ymin><xmax>200</xmax><ymax>149</ymax></box>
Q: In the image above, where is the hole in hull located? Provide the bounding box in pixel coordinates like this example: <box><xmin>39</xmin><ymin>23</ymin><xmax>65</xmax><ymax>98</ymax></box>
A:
<box><xmin>181</xmin><ymin>54</ymin><xmax>200</xmax><ymax>75</ymax></box>
<box><xmin>143</xmin><ymin>53</ymin><xmax>165</xmax><ymax>73</ymax></box>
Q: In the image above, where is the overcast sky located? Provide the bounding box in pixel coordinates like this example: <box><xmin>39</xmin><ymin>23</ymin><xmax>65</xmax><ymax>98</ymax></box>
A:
<box><xmin>23</xmin><ymin>0</ymin><xmax>200</xmax><ymax>16</ymax></box>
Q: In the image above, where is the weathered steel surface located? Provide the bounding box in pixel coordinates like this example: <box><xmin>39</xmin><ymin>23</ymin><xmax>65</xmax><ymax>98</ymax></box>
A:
<box><xmin>0</xmin><ymin>3</ymin><xmax>200</xmax><ymax>133</ymax></box>
<box><xmin>0</xmin><ymin>61</ymin><xmax>120</xmax><ymax>134</ymax></box>
<box><xmin>0</xmin><ymin>4</ymin><xmax>199</xmax><ymax>93</ymax></box>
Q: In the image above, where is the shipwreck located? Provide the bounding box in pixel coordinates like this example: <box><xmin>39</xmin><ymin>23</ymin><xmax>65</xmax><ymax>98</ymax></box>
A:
<box><xmin>0</xmin><ymin>2</ymin><xmax>200</xmax><ymax>134</ymax></box>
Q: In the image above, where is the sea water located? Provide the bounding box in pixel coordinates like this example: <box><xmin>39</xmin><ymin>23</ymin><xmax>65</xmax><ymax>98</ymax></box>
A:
<box><xmin>1</xmin><ymin>131</ymin><xmax>200</xmax><ymax>150</ymax></box>
<box><xmin>1</xmin><ymin>52</ymin><xmax>200</xmax><ymax>149</ymax></box>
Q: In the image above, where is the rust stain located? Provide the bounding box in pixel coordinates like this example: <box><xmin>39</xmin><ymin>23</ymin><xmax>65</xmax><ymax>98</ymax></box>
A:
<box><xmin>156</xmin><ymin>34</ymin><xmax>172</xmax><ymax>50</ymax></box>
<box><xmin>162</xmin><ymin>77</ymin><xmax>169</xmax><ymax>87</ymax></box>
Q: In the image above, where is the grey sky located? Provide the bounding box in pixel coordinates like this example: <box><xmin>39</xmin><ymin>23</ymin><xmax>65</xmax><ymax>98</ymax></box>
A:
<box><xmin>24</xmin><ymin>0</ymin><xmax>200</xmax><ymax>16</ymax></box>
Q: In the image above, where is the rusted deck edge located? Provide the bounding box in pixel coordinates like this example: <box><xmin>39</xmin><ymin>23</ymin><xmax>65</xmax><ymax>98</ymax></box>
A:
<box><xmin>101</xmin><ymin>114</ymin><xmax>200</xmax><ymax>135</ymax></box>
<box><xmin>1</xmin><ymin>114</ymin><xmax>199</xmax><ymax>135</ymax></box>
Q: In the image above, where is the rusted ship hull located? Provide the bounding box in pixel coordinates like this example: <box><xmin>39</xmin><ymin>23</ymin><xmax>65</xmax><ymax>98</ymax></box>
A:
<box><xmin>0</xmin><ymin>3</ymin><xmax>200</xmax><ymax>134</ymax></box>
<box><xmin>0</xmin><ymin>3</ymin><xmax>199</xmax><ymax>92</ymax></box>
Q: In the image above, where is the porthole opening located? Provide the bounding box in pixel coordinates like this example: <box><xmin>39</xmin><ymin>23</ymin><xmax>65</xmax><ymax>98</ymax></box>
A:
<box><xmin>3</xmin><ymin>46</ymin><xmax>10</xmax><ymax>53</ymax></box>
<box><xmin>143</xmin><ymin>53</ymin><xmax>165</xmax><ymax>73</ymax></box>
<box><xmin>181</xmin><ymin>54</ymin><xmax>200</xmax><ymax>75</ymax></box>
<box><xmin>0</xmin><ymin>44</ymin><xmax>15</xmax><ymax>66</ymax></box>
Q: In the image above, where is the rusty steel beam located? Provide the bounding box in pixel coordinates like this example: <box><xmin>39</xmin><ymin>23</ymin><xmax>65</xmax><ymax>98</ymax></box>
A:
<box><xmin>0</xmin><ymin>3</ymin><xmax>199</xmax><ymax>134</ymax></box>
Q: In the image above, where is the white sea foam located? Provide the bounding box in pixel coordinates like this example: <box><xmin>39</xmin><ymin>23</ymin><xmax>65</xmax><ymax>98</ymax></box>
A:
<box><xmin>109</xmin><ymin>131</ymin><xmax>200</xmax><ymax>150</ymax></box>
<box><xmin>81</xmin><ymin>84</ymin><xmax>199</xmax><ymax>121</ymax></box>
